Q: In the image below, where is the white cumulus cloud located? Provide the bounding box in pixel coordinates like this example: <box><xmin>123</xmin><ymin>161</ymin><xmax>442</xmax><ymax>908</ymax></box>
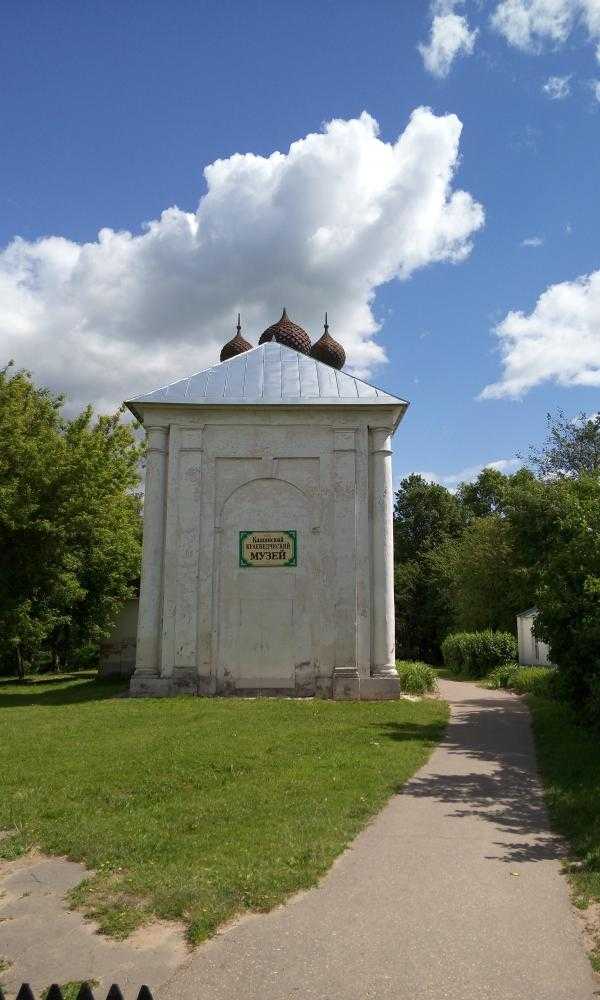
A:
<box><xmin>491</xmin><ymin>0</ymin><xmax>600</xmax><ymax>59</ymax></box>
<box><xmin>521</xmin><ymin>235</ymin><xmax>544</xmax><ymax>246</ymax></box>
<box><xmin>419</xmin><ymin>2</ymin><xmax>478</xmax><ymax>77</ymax></box>
<box><xmin>542</xmin><ymin>73</ymin><xmax>572</xmax><ymax>97</ymax></box>
<box><xmin>491</xmin><ymin>0</ymin><xmax>575</xmax><ymax>49</ymax></box>
<box><xmin>481</xmin><ymin>269</ymin><xmax>600</xmax><ymax>398</ymax></box>
<box><xmin>0</xmin><ymin>109</ymin><xmax>484</xmax><ymax>413</ymax></box>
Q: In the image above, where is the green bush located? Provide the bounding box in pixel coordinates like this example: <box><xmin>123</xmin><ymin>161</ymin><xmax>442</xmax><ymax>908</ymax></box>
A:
<box><xmin>487</xmin><ymin>662</ymin><xmax>519</xmax><ymax>689</ymax></box>
<box><xmin>441</xmin><ymin>630</ymin><xmax>518</xmax><ymax>678</ymax></box>
<box><xmin>396</xmin><ymin>660</ymin><xmax>438</xmax><ymax>695</ymax></box>
<box><xmin>440</xmin><ymin>632</ymin><xmax>469</xmax><ymax>674</ymax></box>
<box><xmin>588</xmin><ymin>676</ymin><xmax>600</xmax><ymax>728</ymax></box>
<box><xmin>486</xmin><ymin>664</ymin><xmax>560</xmax><ymax>698</ymax></box>
<box><xmin>510</xmin><ymin>666</ymin><xmax>557</xmax><ymax>697</ymax></box>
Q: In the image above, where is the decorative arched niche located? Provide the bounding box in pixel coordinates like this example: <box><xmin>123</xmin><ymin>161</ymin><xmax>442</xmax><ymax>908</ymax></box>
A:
<box><xmin>215</xmin><ymin>477</ymin><xmax>316</xmax><ymax>693</ymax></box>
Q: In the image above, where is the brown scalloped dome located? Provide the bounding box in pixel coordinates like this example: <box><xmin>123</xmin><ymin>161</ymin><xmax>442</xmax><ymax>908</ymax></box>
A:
<box><xmin>258</xmin><ymin>308</ymin><xmax>311</xmax><ymax>355</ymax></box>
<box><xmin>220</xmin><ymin>315</ymin><xmax>253</xmax><ymax>362</ymax></box>
<box><xmin>310</xmin><ymin>315</ymin><xmax>346</xmax><ymax>370</ymax></box>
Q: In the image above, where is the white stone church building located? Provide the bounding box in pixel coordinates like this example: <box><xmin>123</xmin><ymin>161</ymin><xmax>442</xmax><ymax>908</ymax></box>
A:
<box><xmin>122</xmin><ymin>310</ymin><xmax>408</xmax><ymax>699</ymax></box>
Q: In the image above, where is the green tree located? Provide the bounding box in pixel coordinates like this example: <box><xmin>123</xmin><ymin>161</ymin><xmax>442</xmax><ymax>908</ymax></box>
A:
<box><xmin>46</xmin><ymin>406</ymin><xmax>143</xmax><ymax>667</ymax></box>
<box><xmin>0</xmin><ymin>365</ymin><xmax>71</xmax><ymax>675</ymax></box>
<box><xmin>507</xmin><ymin>472</ymin><xmax>600</xmax><ymax>709</ymax></box>
<box><xmin>394</xmin><ymin>474</ymin><xmax>465</xmax><ymax>559</ymax></box>
<box><xmin>525</xmin><ymin>410</ymin><xmax>600</xmax><ymax>478</ymax></box>
<box><xmin>393</xmin><ymin>475</ymin><xmax>464</xmax><ymax>659</ymax></box>
<box><xmin>456</xmin><ymin>467</ymin><xmax>512</xmax><ymax>519</ymax></box>
<box><xmin>0</xmin><ymin>365</ymin><xmax>143</xmax><ymax>676</ymax></box>
<box><xmin>393</xmin><ymin>469</ymin><xmax>536</xmax><ymax>660</ymax></box>
<box><xmin>436</xmin><ymin>515</ymin><xmax>530</xmax><ymax>634</ymax></box>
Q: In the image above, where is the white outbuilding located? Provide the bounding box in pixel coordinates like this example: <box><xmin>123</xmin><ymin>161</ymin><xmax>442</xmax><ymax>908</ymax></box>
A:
<box><xmin>516</xmin><ymin>607</ymin><xmax>553</xmax><ymax>666</ymax></box>
<box><xmin>98</xmin><ymin>597</ymin><xmax>138</xmax><ymax>678</ymax></box>
<box><xmin>124</xmin><ymin>312</ymin><xmax>408</xmax><ymax>699</ymax></box>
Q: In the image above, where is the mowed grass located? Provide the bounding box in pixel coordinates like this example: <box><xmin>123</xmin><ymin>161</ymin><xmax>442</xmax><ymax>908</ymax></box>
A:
<box><xmin>529</xmin><ymin>695</ymin><xmax>600</xmax><ymax>968</ymax></box>
<box><xmin>0</xmin><ymin>673</ymin><xmax>448</xmax><ymax>944</ymax></box>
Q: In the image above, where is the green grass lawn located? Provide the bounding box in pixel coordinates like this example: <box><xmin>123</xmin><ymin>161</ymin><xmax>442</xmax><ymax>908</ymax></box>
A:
<box><xmin>528</xmin><ymin>695</ymin><xmax>600</xmax><ymax>969</ymax></box>
<box><xmin>0</xmin><ymin>673</ymin><xmax>448</xmax><ymax>945</ymax></box>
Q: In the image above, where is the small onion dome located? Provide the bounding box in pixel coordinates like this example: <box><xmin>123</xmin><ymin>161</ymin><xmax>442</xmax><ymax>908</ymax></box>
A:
<box><xmin>220</xmin><ymin>315</ymin><xmax>253</xmax><ymax>362</ymax></box>
<box><xmin>258</xmin><ymin>308</ymin><xmax>312</xmax><ymax>355</ymax></box>
<box><xmin>310</xmin><ymin>314</ymin><xmax>346</xmax><ymax>370</ymax></box>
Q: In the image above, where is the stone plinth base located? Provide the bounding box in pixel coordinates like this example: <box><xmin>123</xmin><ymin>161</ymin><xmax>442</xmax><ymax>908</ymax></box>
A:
<box><xmin>359</xmin><ymin>676</ymin><xmax>401</xmax><ymax>700</ymax></box>
<box><xmin>129</xmin><ymin>669</ymin><xmax>400</xmax><ymax>700</ymax></box>
<box><xmin>332</xmin><ymin>669</ymin><xmax>400</xmax><ymax>701</ymax></box>
<box><xmin>129</xmin><ymin>675</ymin><xmax>172</xmax><ymax>697</ymax></box>
<box><xmin>129</xmin><ymin>671</ymin><xmax>214</xmax><ymax>697</ymax></box>
<box><xmin>332</xmin><ymin>668</ymin><xmax>361</xmax><ymax>701</ymax></box>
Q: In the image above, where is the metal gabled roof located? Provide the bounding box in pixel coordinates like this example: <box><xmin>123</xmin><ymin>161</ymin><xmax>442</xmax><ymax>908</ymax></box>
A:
<box><xmin>126</xmin><ymin>342</ymin><xmax>408</xmax><ymax>418</ymax></box>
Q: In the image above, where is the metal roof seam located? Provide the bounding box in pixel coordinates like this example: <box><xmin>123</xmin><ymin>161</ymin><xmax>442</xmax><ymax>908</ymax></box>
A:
<box><xmin>222</xmin><ymin>358</ymin><xmax>230</xmax><ymax>399</ymax></box>
<box><xmin>279</xmin><ymin>343</ymin><xmax>283</xmax><ymax>399</ymax></box>
<box><xmin>125</xmin><ymin>342</ymin><xmax>408</xmax><ymax>408</ymax></box>
<box><xmin>259</xmin><ymin>343</ymin><xmax>264</xmax><ymax>398</ymax></box>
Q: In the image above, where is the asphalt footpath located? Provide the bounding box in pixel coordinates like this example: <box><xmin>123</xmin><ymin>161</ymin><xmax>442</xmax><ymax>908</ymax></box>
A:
<box><xmin>159</xmin><ymin>679</ymin><xmax>597</xmax><ymax>1000</ymax></box>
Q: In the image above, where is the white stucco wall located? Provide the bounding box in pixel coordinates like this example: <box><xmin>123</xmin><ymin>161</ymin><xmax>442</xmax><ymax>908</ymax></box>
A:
<box><xmin>129</xmin><ymin>403</ymin><xmax>402</xmax><ymax>699</ymax></box>
<box><xmin>517</xmin><ymin>611</ymin><xmax>552</xmax><ymax>666</ymax></box>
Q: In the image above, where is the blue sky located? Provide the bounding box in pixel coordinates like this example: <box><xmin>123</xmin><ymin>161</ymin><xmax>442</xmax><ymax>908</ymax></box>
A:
<box><xmin>1</xmin><ymin>0</ymin><xmax>599</xmax><ymax>486</ymax></box>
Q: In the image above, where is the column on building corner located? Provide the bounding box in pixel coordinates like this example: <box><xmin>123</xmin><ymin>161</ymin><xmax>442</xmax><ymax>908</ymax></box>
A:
<box><xmin>131</xmin><ymin>424</ymin><xmax>169</xmax><ymax>694</ymax></box>
<box><xmin>370</xmin><ymin>426</ymin><xmax>396</xmax><ymax>677</ymax></box>
<box><xmin>331</xmin><ymin>427</ymin><xmax>360</xmax><ymax>699</ymax></box>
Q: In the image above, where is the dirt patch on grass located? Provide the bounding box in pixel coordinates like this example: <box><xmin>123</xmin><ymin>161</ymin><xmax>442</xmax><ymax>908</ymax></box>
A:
<box><xmin>69</xmin><ymin>871</ymin><xmax>155</xmax><ymax>939</ymax></box>
<box><xmin>0</xmin><ymin>849</ymin><xmax>189</xmax><ymax>999</ymax></box>
<box><xmin>574</xmin><ymin>900</ymin><xmax>600</xmax><ymax>972</ymax></box>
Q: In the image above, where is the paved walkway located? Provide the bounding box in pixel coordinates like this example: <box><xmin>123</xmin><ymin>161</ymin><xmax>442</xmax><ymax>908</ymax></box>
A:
<box><xmin>0</xmin><ymin>855</ymin><xmax>188</xmax><ymax>998</ymax></box>
<box><xmin>159</xmin><ymin>680</ymin><xmax>597</xmax><ymax>1000</ymax></box>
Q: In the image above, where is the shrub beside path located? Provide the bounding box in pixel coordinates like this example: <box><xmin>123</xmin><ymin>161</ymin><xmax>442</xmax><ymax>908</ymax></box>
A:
<box><xmin>159</xmin><ymin>680</ymin><xmax>596</xmax><ymax>1000</ymax></box>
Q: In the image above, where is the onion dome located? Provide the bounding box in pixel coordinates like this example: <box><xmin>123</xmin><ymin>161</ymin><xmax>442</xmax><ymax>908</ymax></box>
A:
<box><xmin>220</xmin><ymin>315</ymin><xmax>253</xmax><ymax>362</ymax></box>
<box><xmin>258</xmin><ymin>308</ymin><xmax>312</xmax><ymax>355</ymax></box>
<box><xmin>309</xmin><ymin>314</ymin><xmax>346</xmax><ymax>370</ymax></box>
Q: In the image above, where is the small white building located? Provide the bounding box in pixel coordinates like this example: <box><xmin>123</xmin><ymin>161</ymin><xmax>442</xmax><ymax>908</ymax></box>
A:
<box><xmin>124</xmin><ymin>312</ymin><xmax>408</xmax><ymax>699</ymax></box>
<box><xmin>99</xmin><ymin>597</ymin><xmax>138</xmax><ymax>678</ymax></box>
<box><xmin>516</xmin><ymin>607</ymin><xmax>552</xmax><ymax>666</ymax></box>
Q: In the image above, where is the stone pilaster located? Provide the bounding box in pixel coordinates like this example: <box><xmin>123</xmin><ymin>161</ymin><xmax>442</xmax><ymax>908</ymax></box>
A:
<box><xmin>331</xmin><ymin>427</ymin><xmax>359</xmax><ymax>695</ymax></box>
<box><xmin>130</xmin><ymin>425</ymin><xmax>170</xmax><ymax>695</ymax></box>
<box><xmin>370</xmin><ymin>427</ymin><xmax>396</xmax><ymax>678</ymax></box>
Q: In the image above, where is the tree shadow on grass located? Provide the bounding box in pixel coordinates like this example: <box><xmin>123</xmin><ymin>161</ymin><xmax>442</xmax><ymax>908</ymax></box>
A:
<box><xmin>374</xmin><ymin>692</ymin><xmax>566</xmax><ymax>866</ymax></box>
<box><xmin>0</xmin><ymin>675</ymin><xmax>128</xmax><ymax>708</ymax></box>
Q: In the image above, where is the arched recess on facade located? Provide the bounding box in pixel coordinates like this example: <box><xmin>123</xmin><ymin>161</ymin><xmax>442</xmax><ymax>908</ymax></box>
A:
<box><xmin>219</xmin><ymin>475</ymin><xmax>308</xmax><ymax>522</ymax></box>
<box><xmin>214</xmin><ymin>474</ymin><xmax>316</xmax><ymax>692</ymax></box>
